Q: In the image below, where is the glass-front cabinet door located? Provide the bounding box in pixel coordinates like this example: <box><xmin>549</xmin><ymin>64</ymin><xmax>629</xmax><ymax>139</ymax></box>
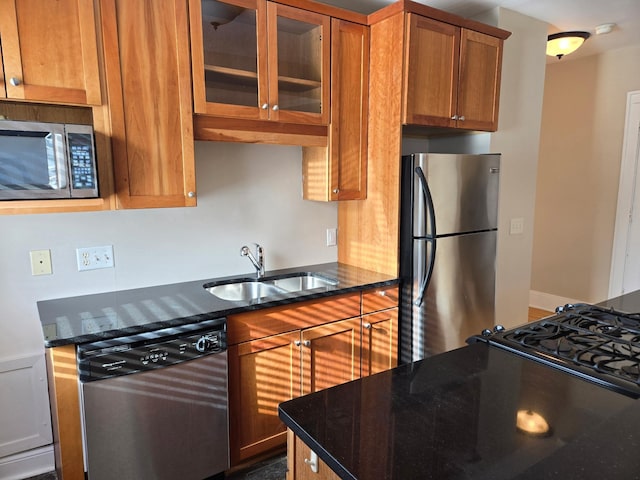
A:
<box><xmin>190</xmin><ymin>0</ymin><xmax>268</xmax><ymax>119</ymax></box>
<box><xmin>266</xmin><ymin>3</ymin><xmax>329</xmax><ymax>124</ymax></box>
<box><xmin>190</xmin><ymin>0</ymin><xmax>329</xmax><ymax>124</ymax></box>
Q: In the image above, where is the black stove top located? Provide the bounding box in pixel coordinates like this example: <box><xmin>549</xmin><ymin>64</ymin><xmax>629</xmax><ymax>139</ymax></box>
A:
<box><xmin>471</xmin><ymin>303</ymin><xmax>640</xmax><ymax>398</ymax></box>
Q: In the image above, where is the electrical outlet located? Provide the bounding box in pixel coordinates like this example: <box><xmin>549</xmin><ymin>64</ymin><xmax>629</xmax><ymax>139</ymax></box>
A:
<box><xmin>30</xmin><ymin>249</ymin><xmax>52</xmax><ymax>275</ymax></box>
<box><xmin>326</xmin><ymin>228</ymin><xmax>337</xmax><ymax>247</ymax></box>
<box><xmin>76</xmin><ymin>245</ymin><xmax>115</xmax><ymax>271</ymax></box>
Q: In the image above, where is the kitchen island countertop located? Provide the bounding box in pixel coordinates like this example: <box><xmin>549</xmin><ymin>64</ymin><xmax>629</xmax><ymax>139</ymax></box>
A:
<box><xmin>37</xmin><ymin>262</ymin><xmax>398</xmax><ymax>347</ymax></box>
<box><xmin>279</xmin><ymin>293</ymin><xmax>640</xmax><ymax>480</ymax></box>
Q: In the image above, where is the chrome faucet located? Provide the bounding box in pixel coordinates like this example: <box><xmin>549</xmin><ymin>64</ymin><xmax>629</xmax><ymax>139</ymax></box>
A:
<box><xmin>240</xmin><ymin>244</ymin><xmax>265</xmax><ymax>279</ymax></box>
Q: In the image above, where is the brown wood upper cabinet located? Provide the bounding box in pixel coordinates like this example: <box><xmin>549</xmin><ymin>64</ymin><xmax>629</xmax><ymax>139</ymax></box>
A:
<box><xmin>0</xmin><ymin>0</ymin><xmax>101</xmax><ymax>106</ymax></box>
<box><xmin>190</xmin><ymin>0</ymin><xmax>329</xmax><ymax>125</ymax></box>
<box><xmin>302</xmin><ymin>19</ymin><xmax>369</xmax><ymax>201</ymax></box>
<box><xmin>403</xmin><ymin>13</ymin><xmax>504</xmax><ymax>132</ymax></box>
<box><xmin>100</xmin><ymin>0</ymin><xmax>196</xmax><ymax>209</ymax></box>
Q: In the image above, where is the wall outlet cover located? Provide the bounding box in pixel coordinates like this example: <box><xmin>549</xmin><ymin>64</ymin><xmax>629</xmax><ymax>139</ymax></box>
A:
<box><xmin>76</xmin><ymin>245</ymin><xmax>115</xmax><ymax>271</ymax></box>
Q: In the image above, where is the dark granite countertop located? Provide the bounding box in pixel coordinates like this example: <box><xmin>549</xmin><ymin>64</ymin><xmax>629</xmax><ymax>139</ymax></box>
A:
<box><xmin>38</xmin><ymin>262</ymin><xmax>398</xmax><ymax>347</ymax></box>
<box><xmin>279</xmin><ymin>342</ymin><xmax>640</xmax><ymax>480</ymax></box>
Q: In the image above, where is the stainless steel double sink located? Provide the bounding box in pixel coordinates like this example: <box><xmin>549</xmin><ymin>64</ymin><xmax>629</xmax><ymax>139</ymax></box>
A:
<box><xmin>204</xmin><ymin>272</ymin><xmax>339</xmax><ymax>302</ymax></box>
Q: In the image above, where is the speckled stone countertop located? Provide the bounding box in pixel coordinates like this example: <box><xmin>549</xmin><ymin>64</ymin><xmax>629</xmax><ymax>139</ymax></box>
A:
<box><xmin>38</xmin><ymin>262</ymin><xmax>398</xmax><ymax>347</ymax></box>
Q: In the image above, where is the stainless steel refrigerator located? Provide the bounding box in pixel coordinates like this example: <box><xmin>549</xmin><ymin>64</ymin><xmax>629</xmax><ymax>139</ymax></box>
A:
<box><xmin>399</xmin><ymin>153</ymin><xmax>500</xmax><ymax>363</ymax></box>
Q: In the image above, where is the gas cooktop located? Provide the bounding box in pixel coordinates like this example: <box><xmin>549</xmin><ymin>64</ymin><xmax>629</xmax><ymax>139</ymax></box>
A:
<box><xmin>471</xmin><ymin>303</ymin><xmax>640</xmax><ymax>398</ymax></box>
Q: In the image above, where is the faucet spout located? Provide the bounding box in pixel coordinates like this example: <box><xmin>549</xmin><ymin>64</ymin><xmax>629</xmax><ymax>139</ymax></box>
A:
<box><xmin>240</xmin><ymin>244</ymin><xmax>265</xmax><ymax>278</ymax></box>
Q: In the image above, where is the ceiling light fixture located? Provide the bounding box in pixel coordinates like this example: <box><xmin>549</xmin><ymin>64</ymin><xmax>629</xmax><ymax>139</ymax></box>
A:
<box><xmin>546</xmin><ymin>31</ymin><xmax>591</xmax><ymax>59</ymax></box>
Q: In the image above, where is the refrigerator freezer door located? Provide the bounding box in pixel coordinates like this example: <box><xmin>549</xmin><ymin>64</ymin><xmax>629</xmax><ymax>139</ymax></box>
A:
<box><xmin>411</xmin><ymin>153</ymin><xmax>500</xmax><ymax>237</ymax></box>
<box><xmin>411</xmin><ymin>230</ymin><xmax>496</xmax><ymax>359</ymax></box>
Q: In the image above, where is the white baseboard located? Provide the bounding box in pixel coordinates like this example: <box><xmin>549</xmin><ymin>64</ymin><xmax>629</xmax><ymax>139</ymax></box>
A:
<box><xmin>0</xmin><ymin>445</ymin><xmax>54</xmax><ymax>480</ymax></box>
<box><xmin>529</xmin><ymin>290</ymin><xmax>586</xmax><ymax>312</ymax></box>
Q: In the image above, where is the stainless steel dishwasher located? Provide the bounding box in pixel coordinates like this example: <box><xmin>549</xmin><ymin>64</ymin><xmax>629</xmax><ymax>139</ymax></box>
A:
<box><xmin>77</xmin><ymin>318</ymin><xmax>229</xmax><ymax>480</ymax></box>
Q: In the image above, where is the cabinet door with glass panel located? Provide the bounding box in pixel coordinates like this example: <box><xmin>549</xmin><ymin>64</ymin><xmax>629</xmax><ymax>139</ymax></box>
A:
<box><xmin>190</xmin><ymin>0</ymin><xmax>329</xmax><ymax>124</ymax></box>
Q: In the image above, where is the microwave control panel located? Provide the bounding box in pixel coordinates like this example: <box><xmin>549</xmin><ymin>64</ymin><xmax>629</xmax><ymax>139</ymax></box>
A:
<box><xmin>68</xmin><ymin>132</ymin><xmax>96</xmax><ymax>190</ymax></box>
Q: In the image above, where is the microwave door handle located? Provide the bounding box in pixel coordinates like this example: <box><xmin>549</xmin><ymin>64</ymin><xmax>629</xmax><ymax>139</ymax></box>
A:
<box><xmin>54</xmin><ymin>133</ymin><xmax>68</xmax><ymax>189</ymax></box>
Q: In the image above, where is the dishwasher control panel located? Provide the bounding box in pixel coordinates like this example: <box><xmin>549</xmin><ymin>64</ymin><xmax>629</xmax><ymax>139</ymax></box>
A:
<box><xmin>78</xmin><ymin>318</ymin><xmax>227</xmax><ymax>382</ymax></box>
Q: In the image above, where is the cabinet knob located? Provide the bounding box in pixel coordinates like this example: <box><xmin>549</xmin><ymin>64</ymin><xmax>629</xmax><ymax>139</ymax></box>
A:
<box><xmin>261</xmin><ymin>103</ymin><xmax>269</xmax><ymax>110</ymax></box>
<box><xmin>9</xmin><ymin>77</ymin><xmax>21</xmax><ymax>87</ymax></box>
<box><xmin>294</xmin><ymin>340</ymin><xmax>301</xmax><ymax>347</ymax></box>
<box><xmin>377</xmin><ymin>290</ymin><xmax>387</xmax><ymax>297</ymax></box>
<box><xmin>272</xmin><ymin>104</ymin><xmax>279</xmax><ymax>111</ymax></box>
<box><xmin>451</xmin><ymin>114</ymin><xmax>458</xmax><ymax>120</ymax></box>
<box><xmin>332</xmin><ymin>188</ymin><xmax>339</xmax><ymax>194</ymax></box>
<box><xmin>458</xmin><ymin>116</ymin><xmax>465</xmax><ymax>121</ymax></box>
<box><xmin>303</xmin><ymin>340</ymin><xmax>311</xmax><ymax>347</ymax></box>
<box><xmin>363</xmin><ymin>323</ymin><xmax>372</xmax><ymax>329</ymax></box>
<box><xmin>187</xmin><ymin>191</ymin><xmax>196</xmax><ymax>198</ymax></box>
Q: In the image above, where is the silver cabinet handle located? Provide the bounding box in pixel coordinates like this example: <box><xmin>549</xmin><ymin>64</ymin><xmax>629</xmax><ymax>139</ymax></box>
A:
<box><xmin>303</xmin><ymin>340</ymin><xmax>311</xmax><ymax>347</ymax></box>
<box><xmin>304</xmin><ymin>451</ymin><xmax>319</xmax><ymax>473</ymax></box>
<box><xmin>458</xmin><ymin>115</ymin><xmax>465</xmax><ymax>121</ymax></box>
<box><xmin>261</xmin><ymin>103</ymin><xmax>269</xmax><ymax>110</ymax></box>
<box><xmin>187</xmin><ymin>191</ymin><xmax>196</xmax><ymax>198</ymax></box>
<box><xmin>9</xmin><ymin>77</ymin><xmax>21</xmax><ymax>86</ymax></box>
<box><xmin>451</xmin><ymin>114</ymin><xmax>458</xmax><ymax>120</ymax></box>
<box><xmin>332</xmin><ymin>188</ymin><xmax>339</xmax><ymax>194</ymax></box>
<box><xmin>272</xmin><ymin>105</ymin><xmax>279</xmax><ymax>111</ymax></box>
<box><xmin>363</xmin><ymin>323</ymin><xmax>372</xmax><ymax>329</ymax></box>
<box><xmin>377</xmin><ymin>290</ymin><xmax>387</xmax><ymax>297</ymax></box>
<box><xmin>294</xmin><ymin>340</ymin><xmax>301</xmax><ymax>347</ymax></box>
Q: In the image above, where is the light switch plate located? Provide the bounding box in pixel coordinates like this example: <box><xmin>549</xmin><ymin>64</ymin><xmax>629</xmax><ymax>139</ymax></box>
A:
<box><xmin>510</xmin><ymin>218</ymin><xmax>525</xmax><ymax>235</ymax></box>
<box><xmin>30</xmin><ymin>250</ymin><xmax>52</xmax><ymax>275</ymax></box>
<box><xmin>326</xmin><ymin>228</ymin><xmax>337</xmax><ymax>247</ymax></box>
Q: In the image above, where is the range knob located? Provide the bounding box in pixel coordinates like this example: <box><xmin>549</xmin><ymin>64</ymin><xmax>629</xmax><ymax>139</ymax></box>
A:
<box><xmin>481</xmin><ymin>329</ymin><xmax>493</xmax><ymax>337</ymax></box>
<box><xmin>493</xmin><ymin>325</ymin><xmax>505</xmax><ymax>333</ymax></box>
<box><xmin>195</xmin><ymin>334</ymin><xmax>218</xmax><ymax>353</ymax></box>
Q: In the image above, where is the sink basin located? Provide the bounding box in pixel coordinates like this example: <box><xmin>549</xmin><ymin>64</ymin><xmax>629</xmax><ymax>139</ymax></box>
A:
<box><xmin>270</xmin><ymin>273</ymin><xmax>338</xmax><ymax>293</ymax></box>
<box><xmin>204</xmin><ymin>273</ymin><xmax>339</xmax><ymax>302</ymax></box>
<box><xmin>205</xmin><ymin>281</ymin><xmax>285</xmax><ymax>302</ymax></box>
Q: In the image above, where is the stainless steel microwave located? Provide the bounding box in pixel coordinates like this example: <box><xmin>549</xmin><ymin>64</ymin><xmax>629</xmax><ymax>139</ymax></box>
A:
<box><xmin>0</xmin><ymin>120</ymin><xmax>98</xmax><ymax>200</ymax></box>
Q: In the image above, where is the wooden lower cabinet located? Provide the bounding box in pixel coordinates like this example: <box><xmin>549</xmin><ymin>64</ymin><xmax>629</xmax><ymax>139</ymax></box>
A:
<box><xmin>362</xmin><ymin>308</ymin><xmax>398</xmax><ymax>377</ymax></box>
<box><xmin>287</xmin><ymin>430</ymin><xmax>341</xmax><ymax>480</ymax></box>
<box><xmin>301</xmin><ymin>318</ymin><xmax>362</xmax><ymax>395</ymax></box>
<box><xmin>227</xmin><ymin>289</ymin><xmax>398</xmax><ymax>467</ymax></box>
<box><xmin>228</xmin><ymin>331</ymin><xmax>301</xmax><ymax>464</ymax></box>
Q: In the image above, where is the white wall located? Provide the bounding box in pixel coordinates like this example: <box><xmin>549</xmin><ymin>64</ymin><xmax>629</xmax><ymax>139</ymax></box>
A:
<box><xmin>532</xmin><ymin>45</ymin><xmax>640</xmax><ymax>305</ymax></box>
<box><xmin>0</xmin><ymin>142</ymin><xmax>337</xmax><ymax>475</ymax></box>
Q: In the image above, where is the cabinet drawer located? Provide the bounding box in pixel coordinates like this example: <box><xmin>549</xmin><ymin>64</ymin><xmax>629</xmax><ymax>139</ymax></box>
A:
<box><xmin>362</xmin><ymin>286</ymin><xmax>399</xmax><ymax>314</ymax></box>
<box><xmin>228</xmin><ymin>292</ymin><xmax>361</xmax><ymax>345</ymax></box>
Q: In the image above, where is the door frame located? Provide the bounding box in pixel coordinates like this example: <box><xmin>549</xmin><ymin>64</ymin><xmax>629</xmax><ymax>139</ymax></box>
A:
<box><xmin>609</xmin><ymin>90</ymin><xmax>640</xmax><ymax>297</ymax></box>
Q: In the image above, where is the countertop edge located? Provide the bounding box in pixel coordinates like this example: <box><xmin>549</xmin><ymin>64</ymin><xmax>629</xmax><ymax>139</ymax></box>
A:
<box><xmin>40</xmin><ymin>263</ymin><xmax>399</xmax><ymax>347</ymax></box>
<box><xmin>278</xmin><ymin>405</ymin><xmax>357</xmax><ymax>480</ymax></box>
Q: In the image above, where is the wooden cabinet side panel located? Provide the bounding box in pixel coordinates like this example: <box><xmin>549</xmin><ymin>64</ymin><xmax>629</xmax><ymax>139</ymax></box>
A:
<box><xmin>457</xmin><ymin>29</ymin><xmax>503</xmax><ymax>131</ymax></box>
<box><xmin>46</xmin><ymin>346</ymin><xmax>84</xmax><ymax>480</ymax></box>
<box><xmin>338</xmin><ymin>13</ymin><xmax>403</xmax><ymax>276</ymax></box>
<box><xmin>101</xmin><ymin>0</ymin><xmax>195</xmax><ymax>209</ymax></box>
<box><xmin>228</xmin><ymin>332</ymin><xmax>301</xmax><ymax>464</ymax></box>
<box><xmin>227</xmin><ymin>293</ymin><xmax>361</xmax><ymax>345</ymax></box>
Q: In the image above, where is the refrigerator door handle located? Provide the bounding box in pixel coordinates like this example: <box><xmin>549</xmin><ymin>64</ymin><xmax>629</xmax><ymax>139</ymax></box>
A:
<box><xmin>415</xmin><ymin>237</ymin><xmax>436</xmax><ymax>306</ymax></box>
<box><xmin>415</xmin><ymin>166</ymin><xmax>436</xmax><ymax>238</ymax></box>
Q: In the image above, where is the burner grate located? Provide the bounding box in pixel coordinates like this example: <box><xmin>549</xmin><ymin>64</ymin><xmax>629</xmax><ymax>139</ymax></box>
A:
<box><xmin>499</xmin><ymin>304</ymin><xmax>640</xmax><ymax>391</ymax></box>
